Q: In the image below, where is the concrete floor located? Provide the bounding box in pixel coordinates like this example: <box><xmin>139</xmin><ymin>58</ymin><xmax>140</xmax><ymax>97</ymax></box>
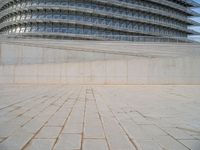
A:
<box><xmin>0</xmin><ymin>85</ymin><xmax>200</xmax><ymax>150</ymax></box>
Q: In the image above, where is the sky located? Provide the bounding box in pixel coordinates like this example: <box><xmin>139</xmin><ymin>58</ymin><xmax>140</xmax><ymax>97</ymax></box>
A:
<box><xmin>189</xmin><ymin>0</ymin><xmax>200</xmax><ymax>41</ymax></box>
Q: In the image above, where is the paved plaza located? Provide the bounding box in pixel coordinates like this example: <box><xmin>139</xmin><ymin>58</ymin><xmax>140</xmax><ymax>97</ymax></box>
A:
<box><xmin>0</xmin><ymin>85</ymin><xmax>200</xmax><ymax>150</ymax></box>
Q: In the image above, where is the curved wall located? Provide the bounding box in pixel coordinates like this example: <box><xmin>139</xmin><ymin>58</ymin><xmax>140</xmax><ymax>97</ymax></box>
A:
<box><xmin>0</xmin><ymin>0</ymin><xmax>199</xmax><ymax>41</ymax></box>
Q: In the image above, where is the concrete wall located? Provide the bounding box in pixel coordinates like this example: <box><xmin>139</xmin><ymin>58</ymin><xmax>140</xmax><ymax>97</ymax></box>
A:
<box><xmin>0</xmin><ymin>41</ymin><xmax>200</xmax><ymax>84</ymax></box>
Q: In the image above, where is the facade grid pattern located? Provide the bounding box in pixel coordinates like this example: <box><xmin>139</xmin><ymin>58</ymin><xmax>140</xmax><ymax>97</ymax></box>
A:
<box><xmin>0</xmin><ymin>0</ymin><xmax>199</xmax><ymax>42</ymax></box>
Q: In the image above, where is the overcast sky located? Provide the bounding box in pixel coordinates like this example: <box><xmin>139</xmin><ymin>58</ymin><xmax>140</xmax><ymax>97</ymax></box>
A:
<box><xmin>189</xmin><ymin>0</ymin><xmax>200</xmax><ymax>41</ymax></box>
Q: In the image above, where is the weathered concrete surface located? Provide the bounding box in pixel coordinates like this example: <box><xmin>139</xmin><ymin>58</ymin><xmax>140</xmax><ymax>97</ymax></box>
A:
<box><xmin>0</xmin><ymin>40</ymin><xmax>200</xmax><ymax>84</ymax></box>
<box><xmin>0</xmin><ymin>85</ymin><xmax>200</xmax><ymax>150</ymax></box>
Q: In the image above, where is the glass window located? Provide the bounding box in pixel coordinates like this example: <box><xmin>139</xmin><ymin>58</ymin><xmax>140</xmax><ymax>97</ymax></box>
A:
<box><xmin>61</xmin><ymin>2</ymin><xmax>68</xmax><ymax>6</ymax></box>
<box><xmin>32</xmin><ymin>1</ymin><xmax>38</xmax><ymax>6</ymax></box>
<box><xmin>20</xmin><ymin>27</ymin><xmax>25</xmax><ymax>33</ymax></box>
<box><xmin>31</xmin><ymin>26</ymin><xmax>38</xmax><ymax>32</ymax></box>
<box><xmin>12</xmin><ymin>28</ymin><xmax>16</xmax><ymax>33</ymax></box>
<box><xmin>53</xmin><ymin>28</ymin><xmax>59</xmax><ymax>32</ymax></box>
<box><xmin>76</xmin><ymin>27</ymin><xmax>83</xmax><ymax>34</ymax></box>
<box><xmin>61</xmin><ymin>28</ymin><xmax>67</xmax><ymax>33</ymax></box>
<box><xmin>38</xmin><ymin>26</ymin><xmax>45</xmax><ymax>32</ymax></box>
<box><xmin>26</xmin><ymin>14</ymin><xmax>31</xmax><ymax>19</ymax></box>
<box><xmin>53</xmin><ymin>14</ymin><xmax>60</xmax><ymax>19</ymax></box>
<box><xmin>68</xmin><ymin>27</ymin><xmax>75</xmax><ymax>33</ymax></box>
<box><xmin>25</xmin><ymin>26</ymin><xmax>31</xmax><ymax>32</ymax></box>
<box><xmin>61</xmin><ymin>15</ymin><xmax>68</xmax><ymax>19</ymax></box>
<box><xmin>46</xmin><ymin>27</ymin><xmax>52</xmax><ymax>32</ymax></box>
<box><xmin>16</xmin><ymin>15</ymin><xmax>21</xmax><ymax>20</ymax></box>
<box><xmin>32</xmin><ymin>14</ymin><xmax>37</xmax><ymax>19</ymax></box>
<box><xmin>46</xmin><ymin>14</ymin><xmax>52</xmax><ymax>19</ymax></box>
<box><xmin>16</xmin><ymin>27</ymin><xmax>21</xmax><ymax>33</ymax></box>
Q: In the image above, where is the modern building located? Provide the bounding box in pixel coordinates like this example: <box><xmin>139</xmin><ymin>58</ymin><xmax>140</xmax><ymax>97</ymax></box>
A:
<box><xmin>0</xmin><ymin>0</ymin><xmax>199</xmax><ymax>42</ymax></box>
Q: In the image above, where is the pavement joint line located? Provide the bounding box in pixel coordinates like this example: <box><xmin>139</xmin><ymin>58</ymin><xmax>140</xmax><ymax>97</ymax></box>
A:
<box><xmin>95</xmin><ymin>88</ymin><xmax>139</xmax><ymax>150</ymax></box>
<box><xmin>1</xmin><ymin>90</ymin><xmax>65</xmax><ymax>139</ymax></box>
<box><xmin>93</xmin><ymin>88</ymin><xmax>112</xmax><ymax>150</ymax></box>
<box><xmin>0</xmin><ymin>85</ymin><xmax>200</xmax><ymax>150</ymax></box>
<box><xmin>51</xmin><ymin>87</ymin><xmax>83</xmax><ymax>150</ymax></box>
<box><xmin>21</xmin><ymin>86</ymin><xmax>75</xmax><ymax>150</ymax></box>
<box><xmin>0</xmin><ymin>86</ymin><xmax>60</xmax><ymax>118</ymax></box>
<box><xmin>80</xmin><ymin>87</ymin><xmax>87</xmax><ymax>150</ymax></box>
<box><xmin>20</xmin><ymin>86</ymin><xmax>68</xmax><ymax>127</ymax></box>
<box><xmin>153</xmin><ymin>123</ymin><xmax>191</xmax><ymax>150</ymax></box>
<box><xmin>0</xmin><ymin>86</ymin><xmax>58</xmax><ymax>111</ymax></box>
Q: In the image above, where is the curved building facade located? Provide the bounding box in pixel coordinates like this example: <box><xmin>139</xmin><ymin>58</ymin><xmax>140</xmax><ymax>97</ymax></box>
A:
<box><xmin>0</xmin><ymin>0</ymin><xmax>199</xmax><ymax>42</ymax></box>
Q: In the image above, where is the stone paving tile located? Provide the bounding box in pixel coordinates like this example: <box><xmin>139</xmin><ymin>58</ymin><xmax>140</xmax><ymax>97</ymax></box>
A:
<box><xmin>63</xmin><ymin>122</ymin><xmax>82</xmax><ymax>134</ymax></box>
<box><xmin>163</xmin><ymin>127</ymin><xmax>195</xmax><ymax>140</ymax></box>
<box><xmin>35</xmin><ymin>127</ymin><xmax>61</xmax><ymax>139</ymax></box>
<box><xmin>22</xmin><ymin>118</ymin><xmax>47</xmax><ymax>134</ymax></box>
<box><xmin>134</xmin><ymin>140</ymin><xmax>163</xmax><ymax>150</ymax></box>
<box><xmin>46</xmin><ymin>116</ymin><xmax>67</xmax><ymax>127</ymax></box>
<box><xmin>83</xmin><ymin>139</ymin><xmax>109</xmax><ymax>150</ymax></box>
<box><xmin>0</xmin><ymin>129</ymin><xmax>33</xmax><ymax>150</ymax></box>
<box><xmin>192</xmin><ymin>135</ymin><xmax>200</xmax><ymax>140</ymax></box>
<box><xmin>0</xmin><ymin>85</ymin><xmax>200</xmax><ymax>150</ymax></box>
<box><xmin>155</xmin><ymin>135</ymin><xmax>189</xmax><ymax>150</ymax></box>
<box><xmin>54</xmin><ymin>133</ymin><xmax>82</xmax><ymax>150</ymax></box>
<box><xmin>0</xmin><ymin>122</ymin><xmax>21</xmax><ymax>138</ymax></box>
<box><xmin>140</xmin><ymin>124</ymin><xmax>167</xmax><ymax>138</ymax></box>
<box><xmin>24</xmin><ymin>139</ymin><xmax>55</xmax><ymax>150</ymax></box>
<box><xmin>102</xmin><ymin>117</ymin><xmax>137</xmax><ymax>150</ymax></box>
<box><xmin>84</xmin><ymin>124</ymin><xmax>105</xmax><ymax>139</ymax></box>
<box><xmin>119</xmin><ymin>119</ymin><xmax>152</xmax><ymax>140</ymax></box>
<box><xmin>0</xmin><ymin>137</ymin><xmax>6</xmax><ymax>143</ymax></box>
<box><xmin>179</xmin><ymin>139</ymin><xmax>200</xmax><ymax>150</ymax></box>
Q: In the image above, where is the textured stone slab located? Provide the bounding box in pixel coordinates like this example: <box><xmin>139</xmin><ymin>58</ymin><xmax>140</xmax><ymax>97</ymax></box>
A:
<box><xmin>35</xmin><ymin>127</ymin><xmax>61</xmax><ymax>139</ymax></box>
<box><xmin>63</xmin><ymin>123</ymin><xmax>82</xmax><ymax>134</ymax></box>
<box><xmin>156</xmin><ymin>136</ymin><xmax>189</xmax><ymax>150</ymax></box>
<box><xmin>83</xmin><ymin>139</ymin><xmax>109</xmax><ymax>150</ymax></box>
<box><xmin>163</xmin><ymin>127</ymin><xmax>194</xmax><ymax>140</ymax></box>
<box><xmin>84</xmin><ymin>124</ymin><xmax>105</xmax><ymax>138</ymax></box>
<box><xmin>24</xmin><ymin>139</ymin><xmax>55</xmax><ymax>150</ymax></box>
<box><xmin>134</xmin><ymin>140</ymin><xmax>163</xmax><ymax>150</ymax></box>
<box><xmin>179</xmin><ymin>140</ymin><xmax>200</xmax><ymax>150</ymax></box>
<box><xmin>1</xmin><ymin>85</ymin><xmax>200</xmax><ymax>150</ymax></box>
<box><xmin>54</xmin><ymin>134</ymin><xmax>81</xmax><ymax>150</ymax></box>
<box><xmin>0</xmin><ymin>130</ymin><xmax>33</xmax><ymax>150</ymax></box>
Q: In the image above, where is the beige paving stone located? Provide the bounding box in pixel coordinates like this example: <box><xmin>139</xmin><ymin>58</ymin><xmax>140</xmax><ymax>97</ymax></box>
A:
<box><xmin>24</xmin><ymin>139</ymin><xmax>55</xmax><ymax>150</ymax></box>
<box><xmin>9</xmin><ymin>116</ymin><xmax>31</xmax><ymax>126</ymax></box>
<box><xmin>63</xmin><ymin>123</ymin><xmax>83</xmax><ymax>134</ymax></box>
<box><xmin>140</xmin><ymin>125</ymin><xmax>167</xmax><ymax>137</ymax></box>
<box><xmin>0</xmin><ymin>122</ymin><xmax>20</xmax><ymax>137</ymax></box>
<box><xmin>0</xmin><ymin>85</ymin><xmax>200</xmax><ymax>150</ymax></box>
<box><xmin>84</xmin><ymin>124</ymin><xmax>105</xmax><ymax>138</ymax></box>
<box><xmin>163</xmin><ymin>127</ymin><xmax>195</xmax><ymax>140</ymax></box>
<box><xmin>0</xmin><ymin>129</ymin><xmax>33</xmax><ymax>150</ymax></box>
<box><xmin>22</xmin><ymin>118</ymin><xmax>46</xmax><ymax>133</ymax></box>
<box><xmin>35</xmin><ymin>127</ymin><xmax>61</xmax><ymax>139</ymax></box>
<box><xmin>192</xmin><ymin>135</ymin><xmax>200</xmax><ymax>140</ymax></box>
<box><xmin>156</xmin><ymin>136</ymin><xmax>189</xmax><ymax>150</ymax></box>
<box><xmin>67</xmin><ymin>114</ymin><xmax>84</xmax><ymax>124</ymax></box>
<box><xmin>119</xmin><ymin>120</ymin><xmax>152</xmax><ymax>140</ymax></box>
<box><xmin>102</xmin><ymin>117</ymin><xmax>137</xmax><ymax>150</ymax></box>
<box><xmin>83</xmin><ymin>139</ymin><xmax>109</xmax><ymax>150</ymax></box>
<box><xmin>134</xmin><ymin>140</ymin><xmax>163</xmax><ymax>150</ymax></box>
<box><xmin>54</xmin><ymin>133</ymin><xmax>81</xmax><ymax>150</ymax></box>
<box><xmin>0</xmin><ymin>138</ymin><xmax>5</xmax><ymax>143</ymax></box>
<box><xmin>179</xmin><ymin>139</ymin><xmax>200</xmax><ymax>150</ymax></box>
<box><xmin>46</xmin><ymin>117</ymin><xmax>67</xmax><ymax>127</ymax></box>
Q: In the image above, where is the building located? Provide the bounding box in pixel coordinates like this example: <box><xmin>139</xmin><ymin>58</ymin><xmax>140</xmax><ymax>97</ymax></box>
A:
<box><xmin>0</xmin><ymin>0</ymin><xmax>199</xmax><ymax>42</ymax></box>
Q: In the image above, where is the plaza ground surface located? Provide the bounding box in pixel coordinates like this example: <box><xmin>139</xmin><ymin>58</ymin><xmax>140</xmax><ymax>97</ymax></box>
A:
<box><xmin>0</xmin><ymin>85</ymin><xmax>200</xmax><ymax>150</ymax></box>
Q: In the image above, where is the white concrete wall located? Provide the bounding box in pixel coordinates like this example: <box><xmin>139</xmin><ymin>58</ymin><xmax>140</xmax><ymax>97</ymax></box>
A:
<box><xmin>0</xmin><ymin>41</ymin><xmax>200</xmax><ymax>84</ymax></box>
